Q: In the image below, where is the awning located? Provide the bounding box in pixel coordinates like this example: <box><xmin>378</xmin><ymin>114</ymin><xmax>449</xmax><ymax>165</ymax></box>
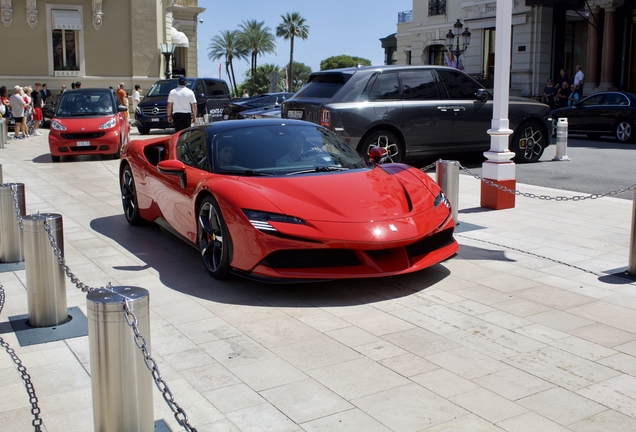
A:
<box><xmin>52</xmin><ymin>10</ymin><xmax>82</xmax><ymax>30</ymax></box>
<box><xmin>170</xmin><ymin>27</ymin><xmax>189</xmax><ymax>48</ymax></box>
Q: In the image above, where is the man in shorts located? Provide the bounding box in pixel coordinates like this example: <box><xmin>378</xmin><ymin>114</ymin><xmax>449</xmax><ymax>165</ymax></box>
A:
<box><xmin>9</xmin><ymin>85</ymin><xmax>25</xmax><ymax>139</ymax></box>
<box><xmin>32</xmin><ymin>82</ymin><xmax>44</xmax><ymax>136</ymax></box>
<box><xmin>167</xmin><ymin>76</ymin><xmax>197</xmax><ymax>132</ymax></box>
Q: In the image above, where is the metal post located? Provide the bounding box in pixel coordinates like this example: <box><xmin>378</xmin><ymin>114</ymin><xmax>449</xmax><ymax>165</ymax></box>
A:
<box><xmin>0</xmin><ymin>118</ymin><xmax>6</xmax><ymax>149</ymax></box>
<box><xmin>436</xmin><ymin>160</ymin><xmax>459</xmax><ymax>224</ymax></box>
<box><xmin>629</xmin><ymin>190</ymin><xmax>636</xmax><ymax>276</ymax></box>
<box><xmin>0</xmin><ymin>183</ymin><xmax>25</xmax><ymax>262</ymax></box>
<box><xmin>87</xmin><ymin>286</ymin><xmax>154</xmax><ymax>432</ymax></box>
<box><xmin>0</xmin><ymin>164</ymin><xmax>3</xmax><ymax>184</ymax></box>
<box><xmin>23</xmin><ymin>213</ymin><xmax>67</xmax><ymax>327</ymax></box>
<box><xmin>553</xmin><ymin>118</ymin><xmax>571</xmax><ymax>161</ymax></box>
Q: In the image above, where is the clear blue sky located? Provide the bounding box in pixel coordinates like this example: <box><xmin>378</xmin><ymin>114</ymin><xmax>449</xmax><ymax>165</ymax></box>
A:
<box><xmin>196</xmin><ymin>1</ymin><xmax>413</xmax><ymax>84</ymax></box>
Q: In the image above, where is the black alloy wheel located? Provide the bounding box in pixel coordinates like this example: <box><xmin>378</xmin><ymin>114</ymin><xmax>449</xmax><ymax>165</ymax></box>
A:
<box><xmin>615</xmin><ymin>120</ymin><xmax>634</xmax><ymax>143</ymax></box>
<box><xmin>358</xmin><ymin>129</ymin><xmax>403</xmax><ymax>163</ymax></box>
<box><xmin>198</xmin><ymin>196</ymin><xmax>232</xmax><ymax>279</ymax></box>
<box><xmin>511</xmin><ymin>121</ymin><xmax>545</xmax><ymax>163</ymax></box>
<box><xmin>121</xmin><ymin>165</ymin><xmax>144</xmax><ymax>225</ymax></box>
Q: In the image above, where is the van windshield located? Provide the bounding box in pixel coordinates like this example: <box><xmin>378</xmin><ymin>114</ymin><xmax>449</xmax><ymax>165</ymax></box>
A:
<box><xmin>146</xmin><ymin>80</ymin><xmax>193</xmax><ymax>97</ymax></box>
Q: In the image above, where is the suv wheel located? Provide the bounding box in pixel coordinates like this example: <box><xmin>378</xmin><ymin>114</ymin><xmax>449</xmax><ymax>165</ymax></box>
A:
<box><xmin>358</xmin><ymin>130</ymin><xmax>403</xmax><ymax>163</ymax></box>
<box><xmin>137</xmin><ymin>126</ymin><xmax>150</xmax><ymax>135</ymax></box>
<box><xmin>511</xmin><ymin>121</ymin><xmax>545</xmax><ymax>163</ymax></box>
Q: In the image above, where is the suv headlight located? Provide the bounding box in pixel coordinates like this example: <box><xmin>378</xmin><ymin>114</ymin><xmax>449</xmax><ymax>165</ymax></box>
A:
<box><xmin>51</xmin><ymin>120</ymin><xmax>66</xmax><ymax>131</ymax></box>
<box><xmin>99</xmin><ymin>117</ymin><xmax>117</xmax><ymax>129</ymax></box>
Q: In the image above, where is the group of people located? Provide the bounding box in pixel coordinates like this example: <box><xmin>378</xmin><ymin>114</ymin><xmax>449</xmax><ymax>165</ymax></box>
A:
<box><xmin>542</xmin><ymin>65</ymin><xmax>585</xmax><ymax>109</ymax></box>
<box><xmin>0</xmin><ymin>82</ymin><xmax>50</xmax><ymax>139</ymax></box>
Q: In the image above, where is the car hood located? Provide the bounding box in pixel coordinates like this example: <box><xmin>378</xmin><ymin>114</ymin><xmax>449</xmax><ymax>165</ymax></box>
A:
<box><xmin>237</xmin><ymin>166</ymin><xmax>436</xmax><ymax>223</ymax></box>
<box><xmin>137</xmin><ymin>96</ymin><xmax>167</xmax><ymax>107</ymax></box>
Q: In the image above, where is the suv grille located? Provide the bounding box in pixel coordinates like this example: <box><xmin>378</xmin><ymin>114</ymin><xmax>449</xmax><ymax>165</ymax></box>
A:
<box><xmin>141</xmin><ymin>106</ymin><xmax>167</xmax><ymax>116</ymax></box>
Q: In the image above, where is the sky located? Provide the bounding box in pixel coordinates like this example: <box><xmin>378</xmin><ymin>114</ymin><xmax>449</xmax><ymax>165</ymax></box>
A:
<box><xmin>196</xmin><ymin>0</ymin><xmax>413</xmax><ymax>85</ymax></box>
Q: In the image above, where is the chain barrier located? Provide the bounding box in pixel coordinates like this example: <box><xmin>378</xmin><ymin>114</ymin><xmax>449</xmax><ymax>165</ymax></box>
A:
<box><xmin>10</xmin><ymin>184</ymin><xmax>24</xmax><ymax>230</ymax></box>
<box><xmin>420</xmin><ymin>159</ymin><xmax>636</xmax><ymax>201</ymax></box>
<box><xmin>0</xmin><ymin>284</ymin><xmax>43</xmax><ymax>431</ymax></box>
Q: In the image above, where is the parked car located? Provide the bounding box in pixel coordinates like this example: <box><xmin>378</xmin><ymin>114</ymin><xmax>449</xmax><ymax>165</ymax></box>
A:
<box><xmin>222</xmin><ymin>92</ymin><xmax>295</xmax><ymax>119</ymax></box>
<box><xmin>49</xmin><ymin>88</ymin><xmax>129</xmax><ymax>162</ymax></box>
<box><xmin>134</xmin><ymin>77</ymin><xmax>230</xmax><ymax>134</ymax></box>
<box><xmin>281</xmin><ymin>65</ymin><xmax>552</xmax><ymax>163</ymax></box>
<box><xmin>119</xmin><ymin>119</ymin><xmax>458</xmax><ymax>282</ymax></box>
<box><xmin>552</xmin><ymin>91</ymin><xmax>636</xmax><ymax>143</ymax></box>
<box><xmin>238</xmin><ymin>106</ymin><xmax>282</xmax><ymax>119</ymax></box>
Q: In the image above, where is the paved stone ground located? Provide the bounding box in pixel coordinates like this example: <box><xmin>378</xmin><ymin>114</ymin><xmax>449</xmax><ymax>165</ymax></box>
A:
<box><xmin>1</xmin><ymin>129</ymin><xmax>636</xmax><ymax>431</ymax></box>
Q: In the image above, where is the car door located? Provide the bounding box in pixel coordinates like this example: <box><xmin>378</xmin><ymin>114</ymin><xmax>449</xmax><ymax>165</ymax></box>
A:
<box><xmin>397</xmin><ymin>69</ymin><xmax>453</xmax><ymax>156</ymax></box>
<box><xmin>562</xmin><ymin>93</ymin><xmax>604</xmax><ymax>133</ymax></box>
<box><xmin>436</xmin><ymin>69</ymin><xmax>492</xmax><ymax>153</ymax></box>
<box><xmin>597</xmin><ymin>93</ymin><xmax>629</xmax><ymax>134</ymax></box>
<box><xmin>153</xmin><ymin>128</ymin><xmax>210</xmax><ymax>242</ymax></box>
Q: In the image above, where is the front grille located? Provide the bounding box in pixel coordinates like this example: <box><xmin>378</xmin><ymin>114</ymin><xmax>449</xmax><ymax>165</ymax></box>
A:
<box><xmin>405</xmin><ymin>228</ymin><xmax>455</xmax><ymax>258</ymax></box>
<box><xmin>61</xmin><ymin>132</ymin><xmax>105</xmax><ymax>139</ymax></box>
<box><xmin>261</xmin><ymin>249</ymin><xmax>361</xmax><ymax>269</ymax></box>
<box><xmin>141</xmin><ymin>106</ymin><xmax>167</xmax><ymax>116</ymax></box>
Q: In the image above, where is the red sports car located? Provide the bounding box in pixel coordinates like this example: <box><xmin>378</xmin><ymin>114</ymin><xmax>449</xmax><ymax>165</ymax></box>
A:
<box><xmin>49</xmin><ymin>88</ymin><xmax>129</xmax><ymax>162</ymax></box>
<box><xmin>119</xmin><ymin>119</ymin><xmax>458</xmax><ymax>282</ymax></box>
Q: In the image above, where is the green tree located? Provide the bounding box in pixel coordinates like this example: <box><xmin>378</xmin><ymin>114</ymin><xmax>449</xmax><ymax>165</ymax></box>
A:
<box><xmin>239</xmin><ymin>20</ymin><xmax>276</xmax><ymax>87</ymax></box>
<box><xmin>287</xmin><ymin>61</ymin><xmax>311</xmax><ymax>92</ymax></box>
<box><xmin>320</xmin><ymin>55</ymin><xmax>372</xmax><ymax>71</ymax></box>
<box><xmin>242</xmin><ymin>63</ymin><xmax>284</xmax><ymax>95</ymax></box>
<box><xmin>276</xmin><ymin>12</ymin><xmax>309</xmax><ymax>92</ymax></box>
<box><xmin>207</xmin><ymin>30</ymin><xmax>247</xmax><ymax>97</ymax></box>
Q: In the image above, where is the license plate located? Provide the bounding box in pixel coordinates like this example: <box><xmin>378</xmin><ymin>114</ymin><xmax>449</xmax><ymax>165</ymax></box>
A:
<box><xmin>77</xmin><ymin>141</ymin><xmax>90</xmax><ymax>146</ymax></box>
<box><xmin>287</xmin><ymin>110</ymin><xmax>303</xmax><ymax>119</ymax></box>
<box><xmin>151</xmin><ymin>118</ymin><xmax>160</xmax><ymax>122</ymax></box>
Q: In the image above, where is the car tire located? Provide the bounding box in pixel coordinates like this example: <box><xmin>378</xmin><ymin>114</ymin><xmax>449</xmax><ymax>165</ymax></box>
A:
<box><xmin>113</xmin><ymin>137</ymin><xmax>122</xmax><ymax>160</ymax></box>
<box><xmin>511</xmin><ymin>121</ymin><xmax>546</xmax><ymax>163</ymax></box>
<box><xmin>51</xmin><ymin>155</ymin><xmax>60</xmax><ymax>163</ymax></box>
<box><xmin>358</xmin><ymin>130</ymin><xmax>403</xmax><ymax>163</ymax></box>
<box><xmin>137</xmin><ymin>126</ymin><xmax>150</xmax><ymax>135</ymax></box>
<box><xmin>120</xmin><ymin>164</ymin><xmax>145</xmax><ymax>226</ymax></box>
<box><xmin>615</xmin><ymin>120</ymin><xmax>634</xmax><ymax>143</ymax></box>
<box><xmin>587</xmin><ymin>133</ymin><xmax>602</xmax><ymax>140</ymax></box>
<box><xmin>198</xmin><ymin>196</ymin><xmax>232</xmax><ymax>279</ymax></box>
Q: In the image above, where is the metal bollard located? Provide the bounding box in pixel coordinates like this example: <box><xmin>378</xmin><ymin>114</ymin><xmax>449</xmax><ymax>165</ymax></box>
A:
<box><xmin>436</xmin><ymin>160</ymin><xmax>459</xmax><ymax>224</ymax></box>
<box><xmin>0</xmin><ymin>164</ymin><xmax>3</xmax><ymax>184</ymax></box>
<box><xmin>553</xmin><ymin>118</ymin><xmax>571</xmax><ymax>161</ymax></box>
<box><xmin>0</xmin><ymin>118</ymin><xmax>6</xmax><ymax>149</ymax></box>
<box><xmin>0</xmin><ymin>183</ymin><xmax>25</xmax><ymax>262</ymax></box>
<box><xmin>87</xmin><ymin>286</ymin><xmax>154</xmax><ymax>432</ymax></box>
<box><xmin>629</xmin><ymin>190</ymin><xmax>636</xmax><ymax>276</ymax></box>
<box><xmin>23</xmin><ymin>213</ymin><xmax>67</xmax><ymax>327</ymax></box>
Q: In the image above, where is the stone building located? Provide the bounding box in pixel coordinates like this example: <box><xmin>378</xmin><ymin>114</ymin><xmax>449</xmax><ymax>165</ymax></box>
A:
<box><xmin>0</xmin><ymin>0</ymin><xmax>204</xmax><ymax>93</ymax></box>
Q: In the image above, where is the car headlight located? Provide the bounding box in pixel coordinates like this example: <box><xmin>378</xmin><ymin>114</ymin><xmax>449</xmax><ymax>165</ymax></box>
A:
<box><xmin>434</xmin><ymin>191</ymin><xmax>451</xmax><ymax>210</ymax></box>
<box><xmin>51</xmin><ymin>120</ymin><xmax>66</xmax><ymax>131</ymax></box>
<box><xmin>99</xmin><ymin>117</ymin><xmax>117</xmax><ymax>129</ymax></box>
<box><xmin>242</xmin><ymin>209</ymin><xmax>305</xmax><ymax>232</ymax></box>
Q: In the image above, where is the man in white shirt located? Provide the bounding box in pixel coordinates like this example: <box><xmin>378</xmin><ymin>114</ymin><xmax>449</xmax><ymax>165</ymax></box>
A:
<box><xmin>573</xmin><ymin>65</ymin><xmax>585</xmax><ymax>97</ymax></box>
<box><xmin>132</xmin><ymin>85</ymin><xmax>141</xmax><ymax>115</ymax></box>
<box><xmin>9</xmin><ymin>85</ymin><xmax>25</xmax><ymax>138</ymax></box>
<box><xmin>167</xmin><ymin>77</ymin><xmax>197</xmax><ymax>132</ymax></box>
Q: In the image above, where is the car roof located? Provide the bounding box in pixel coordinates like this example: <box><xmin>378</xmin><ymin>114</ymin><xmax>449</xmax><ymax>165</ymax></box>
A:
<box><xmin>310</xmin><ymin>64</ymin><xmax>460</xmax><ymax>76</ymax></box>
<box><xmin>196</xmin><ymin>118</ymin><xmax>313</xmax><ymax>134</ymax></box>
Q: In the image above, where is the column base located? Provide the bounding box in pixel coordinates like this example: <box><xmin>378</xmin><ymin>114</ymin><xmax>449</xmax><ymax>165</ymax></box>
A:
<box><xmin>480</xmin><ymin>179</ymin><xmax>516</xmax><ymax>210</ymax></box>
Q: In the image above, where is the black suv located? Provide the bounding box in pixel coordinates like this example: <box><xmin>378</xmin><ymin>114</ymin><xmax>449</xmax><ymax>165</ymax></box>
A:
<box><xmin>135</xmin><ymin>77</ymin><xmax>230</xmax><ymax>134</ymax></box>
<box><xmin>281</xmin><ymin>65</ymin><xmax>552</xmax><ymax>163</ymax></box>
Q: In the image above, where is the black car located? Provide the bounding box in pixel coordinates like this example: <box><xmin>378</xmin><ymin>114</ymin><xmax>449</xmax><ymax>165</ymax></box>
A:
<box><xmin>134</xmin><ymin>77</ymin><xmax>230</xmax><ymax>134</ymax></box>
<box><xmin>281</xmin><ymin>65</ymin><xmax>552</xmax><ymax>163</ymax></box>
<box><xmin>223</xmin><ymin>92</ymin><xmax>295</xmax><ymax>120</ymax></box>
<box><xmin>552</xmin><ymin>91</ymin><xmax>636</xmax><ymax>143</ymax></box>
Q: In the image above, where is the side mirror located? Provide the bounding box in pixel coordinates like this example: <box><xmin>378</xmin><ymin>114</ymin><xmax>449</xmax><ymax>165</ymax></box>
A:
<box><xmin>117</xmin><ymin>105</ymin><xmax>127</xmax><ymax>112</ymax></box>
<box><xmin>157</xmin><ymin>160</ymin><xmax>187</xmax><ymax>188</ymax></box>
<box><xmin>476</xmin><ymin>89</ymin><xmax>490</xmax><ymax>102</ymax></box>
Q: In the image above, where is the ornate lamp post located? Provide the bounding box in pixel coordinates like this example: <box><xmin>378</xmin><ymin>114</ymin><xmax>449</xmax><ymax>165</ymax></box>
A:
<box><xmin>160</xmin><ymin>43</ymin><xmax>175</xmax><ymax>79</ymax></box>
<box><xmin>445</xmin><ymin>19</ymin><xmax>471</xmax><ymax>69</ymax></box>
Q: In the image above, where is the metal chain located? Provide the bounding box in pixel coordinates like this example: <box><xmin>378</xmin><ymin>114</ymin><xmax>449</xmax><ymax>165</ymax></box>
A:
<box><xmin>122</xmin><ymin>298</ymin><xmax>197</xmax><ymax>432</ymax></box>
<box><xmin>10</xmin><ymin>184</ymin><xmax>24</xmax><ymax>230</ymax></box>
<box><xmin>423</xmin><ymin>159</ymin><xmax>636</xmax><ymax>201</ymax></box>
<box><xmin>0</xmin><ymin>284</ymin><xmax>43</xmax><ymax>431</ymax></box>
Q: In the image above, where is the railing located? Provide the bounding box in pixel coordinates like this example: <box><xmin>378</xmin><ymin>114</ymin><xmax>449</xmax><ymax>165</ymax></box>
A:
<box><xmin>398</xmin><ymin>10</ymin><xmax>413</xmax><ymax>23</ymax></box>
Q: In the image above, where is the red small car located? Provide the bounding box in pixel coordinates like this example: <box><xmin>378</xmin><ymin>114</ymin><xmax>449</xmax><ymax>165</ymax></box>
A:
<box><xmin>49</xmin><ymin>88</ymin><xmax>129</xmax><ymax>162</ymax></box>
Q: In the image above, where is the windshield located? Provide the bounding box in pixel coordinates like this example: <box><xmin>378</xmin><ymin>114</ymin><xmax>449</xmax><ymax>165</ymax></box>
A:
<box><xmin>146</xmin><ymin>80</ymin><xmax>193</xmax><ymax>97</ymax></box>
<box><xmin>56</xmin><ymin>90</ymin><xmax>116</xmax><ymax>117</ymax></box>
<box><xmin>213</xmin><ymin>124</ymin><xmax>368</xmax><ymax>175</ymax></box>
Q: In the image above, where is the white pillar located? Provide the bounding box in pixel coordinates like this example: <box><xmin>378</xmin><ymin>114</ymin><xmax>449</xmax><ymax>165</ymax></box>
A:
<box><xmin>481</xmin><ymin>0</ymin><xmax>516</xmax><ymax>210</ymax></box>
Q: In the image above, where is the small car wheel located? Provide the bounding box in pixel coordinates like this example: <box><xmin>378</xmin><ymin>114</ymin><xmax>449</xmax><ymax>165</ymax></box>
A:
<box><xmin>511</xmin><ymin>121</ymin><xmax>545</xmax><ymax>163</ymax></box>
<box><xmin>51</xmin><ymin>155</ymin><xmax>60</xmax><ymax>162</ymax></box>
<box><xmin>198</xmin><ymin>196</ymin><xmax>232</xmax><ymax>279</ymax></box>
<box><xmin>137</xmin><ymin>126</ymin><xmax>150</xmax><ymax>135</ymax></box>
<box><xmin>120</xmin><ymin>165</ymin><xmax>144</xmax><ymax>225</ymax></box>
<box><xmin>358</xmin><ymin>130</ymin><xmax>403</xmax><ymax>163</ymax></box>
<box><xmin>615</xmin><ymin>120</ymin><xmax>634</xmax><ymax>143</ymax></box>
<box><xmin>113</xmin><ymin>138</ymin><xmax>122</xmax><ymax>160</ymax></box>
<box><xmin>587</xmin><ymin>133</ymin><xmax>602</xmax><ymax>140</ymax></box>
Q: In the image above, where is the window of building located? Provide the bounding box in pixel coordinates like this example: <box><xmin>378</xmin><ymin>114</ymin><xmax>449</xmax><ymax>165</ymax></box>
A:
<box><xmin>428</xmin><ymin>0</ymin><xmax>446</xmax><ymax>16</ymax></box>
<box><xmin>428</xmin><ymin>45</ymin><xmax>446</xmax><ymax>66</ymax></box>
<box><xmin>47</xmin><ymin>5</ymin><xmax>83</xmax><ymax>77</ymax></box>
<box><xmin>483</xmin><ymin>28</ymin><xmax>496</xmax><ymax>81</ymax></box>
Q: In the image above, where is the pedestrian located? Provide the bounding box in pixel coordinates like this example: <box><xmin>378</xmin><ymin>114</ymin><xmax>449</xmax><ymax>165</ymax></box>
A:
<box><xmin>132</xmin><ymin>84</ymin><xmax>141</xmax><ymax>114</ymax></box>
<box><xmin>242</xmin><ymin>89</ymin><xmax>250</xmax><ymax>98</ymax></box>
<box><xmin>61</xmin><ymin>84</ymin><xmax>67</xmax><ymax>93</ymax></box>
<box><xmin>556</xmin><ymin>81</ymin><xmax>571</xmax><ymax>108</ymax></box>
<box><xmin>167</xmin><ymin>76</ymin><xmax>197</xmax><ymax>132</ymax></box>
<box><xmin>568</xmin><ymin>84</ymin><xmax>580</xmax><ymax>106</ymax></box>
<box><xmin>573</xmin><ymin>65</ymin><xmax>585</xmax><ymax>97</ymax></box>
<box><xmin>542</xmin><ymin>78</ymin><xmax>555</xmax><ymax>108</ymax></box>
<box><xmin>40</xmin><ymin>83</ymin><xmax>51</xmax><ymax>103</ymax></box>
<box><xmin>75</xmin><ymin>81</ymin><xmax>82</xmax><ymax>89</ymax></box>
<box><xmin>31</xmin><ymin>82</ymin><xmax>43</xmax><ymax>136</ymax></box>
<box><xmin>71</xmin><ymin>82</ymin><xmax>76</xmax><ymax>90</ymax></box>
<box><xmin>22</xmin><ymin>86</ymin><xmax>33</xmax><ymax>137</ymax></box>
<box><xmin>555</xmin><ymin>69</ymin><xmax>569</xmax><ymax>91</ymax></box>
<box><xmin>0</xmin><ymin>86</ymin><xmax>10</xmax><ymax>140</ymax></box>
<box><xmin>9</xmin><ymin>85</ymin><xmax>26</xmax><ymax>139</ymax></box>
<box><xmin>116</xmin><ymin>82</ymin><xmax>129</xmax><ymax>118</ymax></box>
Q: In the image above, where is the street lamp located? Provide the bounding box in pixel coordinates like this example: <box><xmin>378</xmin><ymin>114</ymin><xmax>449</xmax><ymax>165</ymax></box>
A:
<box><xmin>446</xmin><ymin>19</ymin><xmax>471</xmax><ymax>70</ymax></box>
<box><xmin>160</xmin><ymin>43</ymin><xmax>175</xmax><ymax>79</ymax></box>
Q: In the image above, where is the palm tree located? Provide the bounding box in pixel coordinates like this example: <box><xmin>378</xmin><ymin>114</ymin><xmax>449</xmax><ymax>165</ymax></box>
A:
<box><xmin>207</xmin><ymin>30</ymin><xmax>247</xmax><ymax>97</ymax></box>
<box><xmin>276</xmin><ymin>12</ymin><xmax>309</xmax><ymax>92</ymax></box>
<box><xmin>239</xmin><ymin>20</ymin><xmax>276</xmax><ymax>87</ymax></box>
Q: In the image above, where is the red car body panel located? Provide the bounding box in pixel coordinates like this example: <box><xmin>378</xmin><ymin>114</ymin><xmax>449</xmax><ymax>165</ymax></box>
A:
<box><xmin>121</xmin><ymin>121</ymin><xmax>458</xmax><ymax>281</ymax></box>
<box><xmin>49</xmin><ymin>115</ymin><xmax>128</xmax><ymax>157</ymax></box>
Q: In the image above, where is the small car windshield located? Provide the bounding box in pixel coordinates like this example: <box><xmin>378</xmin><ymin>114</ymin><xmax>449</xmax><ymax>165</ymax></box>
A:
<box><xmin>213</xmin><ymin>124</ymin><xmax>368</xmax><ymax>175</ymax></box>
<box><xmin>56</xmin><ymin>90</ymin><xmax>116</xmax><ymax>117</ymax></box>
<box><xmin>146</xmin><ymin>80</ymin><xmax>194</xmax><ymax>97</ymax></box>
